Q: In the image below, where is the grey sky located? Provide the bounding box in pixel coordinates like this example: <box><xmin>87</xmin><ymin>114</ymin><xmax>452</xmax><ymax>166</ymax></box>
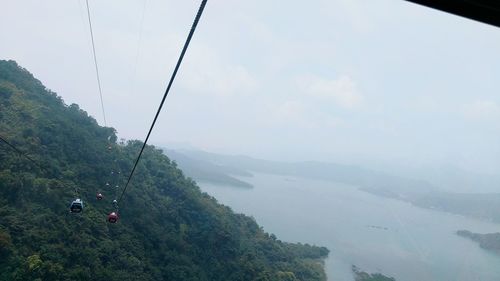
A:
<box><xmin>2</xmin><ymin>0</ymin><xmax>500</xmax><ymax>174</ymax></box>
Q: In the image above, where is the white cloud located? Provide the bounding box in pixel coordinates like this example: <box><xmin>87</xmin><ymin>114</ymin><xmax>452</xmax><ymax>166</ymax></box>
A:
<box><xmin>462</xmin><ymin>100</ymin><xmax>500</xmax><ymax>120</ymax></box>
<box><xmin>319</xmin><ymin>0</ymin><xmax>374</xmax><ymax>32</ymax></box>
<box><xmin>275</xmin><ymin>100</ymin><xmax>305</xmax><ymax>120</ymax></box>
<box><xmin>297</xmin><ymin>74</ymin><xmax>363</xmax><ymax>109</ymax></box>
<box><xmin>273</xmin><ymin>100</ymin><xmax>345</xmax><ymax>129</ymax></box>
<box><xmin>180</xmin><ymin>45</ymin><xmax>258</xmax><ymax>97</ymax></box>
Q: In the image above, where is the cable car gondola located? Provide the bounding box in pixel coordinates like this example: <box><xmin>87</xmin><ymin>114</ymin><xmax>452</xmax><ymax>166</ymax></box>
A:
<box><xmin>108</xmin><ymin>212</ymin><xmax>119</xmax><ymax>223</ymax></box>
<box><xmin>69</xmin><ymin>199</ymin><xmax>84</xmax><ymax>213</ymax></box>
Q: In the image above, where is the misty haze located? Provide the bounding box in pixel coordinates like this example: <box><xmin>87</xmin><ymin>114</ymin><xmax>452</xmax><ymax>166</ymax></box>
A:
<box><xmin>1</xmin><ymin>1</ymin><xmax>500</xmax><ymax>281</ymax></box>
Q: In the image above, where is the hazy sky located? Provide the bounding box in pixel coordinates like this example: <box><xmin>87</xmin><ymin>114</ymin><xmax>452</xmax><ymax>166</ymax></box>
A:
<box><xmin>2</xmin><ymin>0</ymin><xmax>500</xmax><ymax>174</ymax></box>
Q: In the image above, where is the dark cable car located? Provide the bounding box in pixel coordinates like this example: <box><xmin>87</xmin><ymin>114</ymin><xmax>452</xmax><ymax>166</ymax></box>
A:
<box><xmin>96</xmin><ymin>193</ymin><xmax>103</xmax><ymax>200</ymax></box>
<box><xmin>69</xmin><ymin>199</ymin><xmax>84</xmax><ymax>213</ymax></box>
<box><xmin>108</xmin><ymin>212</ymin><xmax>119</xmax><ymax>223</ymax></box>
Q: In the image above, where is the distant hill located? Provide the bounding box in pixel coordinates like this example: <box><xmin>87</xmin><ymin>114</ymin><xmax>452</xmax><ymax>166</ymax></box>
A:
<box><xmin>376</xmin><ymin>163</ymin><xmax>500</xmax><ymax>194</ymax></box>
<box><xmin>167</xmin><ymin>149</ymin><xmax>437</xmax><ymax>196</ymax></box>
<box><xmin>352</xmin><ymin>265</ymin><xmax>396</xmax><ymax>281</ymax></box>
<box><xmin>0</xmin><ymin>60</ymin><xmax>329</xmax><ymax>281</ymax></box>
<box><xmin>412</xmin><ymin>193</ymin><xmax>500</xmax><ymax>223</ymax></box>
<box><xmin>162</xmin><ymin>149</ymin><xmax>253</xmax><ymax>188</ymax></box>
<box><xmin>165</xmin><ymin>149</ymin><xmax>500</xmax><ymax>224</ymax></box>
<box><xmin>457</xmin><ymin>230</ymin><xmax>500</xmax><ymax>254</ymax></box>
<box><xmin>358</xmin><ymin>190</ymin><xmax>500</xmax><ymax>224</ymax></box>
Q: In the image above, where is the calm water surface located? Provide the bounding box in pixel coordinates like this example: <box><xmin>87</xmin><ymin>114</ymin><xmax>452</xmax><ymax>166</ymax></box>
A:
<box><xmin>199</xmin><ymin>173</ymin><xmax>500</xmax><ymax>281</ymax></box>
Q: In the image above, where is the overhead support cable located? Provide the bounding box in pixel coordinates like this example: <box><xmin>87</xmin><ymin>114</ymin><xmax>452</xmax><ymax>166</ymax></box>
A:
<box><xmin>85</xmin><ymin>0</ymin><xmax>108</xmax><ymax>126</ymax></box>
<box><xmin>117</xmin><ymin>0</ymin><xmax>208</xmax><ymax>204</ymax></box>
<box><xmin>0</xmin><ymin>134</ymin><xmax>78</xmax><ymax>194</ymax></box>
<box><xmin>0</xmin><ymin>134</ymin><xmax>44</xmax><ymax>172</ymax></box>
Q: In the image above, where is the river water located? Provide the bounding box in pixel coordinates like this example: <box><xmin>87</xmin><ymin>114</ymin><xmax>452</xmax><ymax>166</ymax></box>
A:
<box><xmin>199</xmin><ymin>173</ymin><xmax>500</xmax><ymax>281</ymax></box>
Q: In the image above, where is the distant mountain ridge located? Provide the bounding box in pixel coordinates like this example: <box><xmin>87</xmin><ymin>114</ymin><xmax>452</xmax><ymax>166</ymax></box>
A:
<box><xmin>457</xmin><ymin>230</ymin><xmax>500</xmax><ymax>254</ymax></box>
<box><xmin>163</xmin><ymin>148</ymin><xmax>438</xmax><ymax>196</ymax></box>
<box><xmin>163</xmin><ymin>149</ymin><xmax>500</xmax><ymax>224</ymax></box>
<box><xmin>162</xmin><ymin>149</ymin><xmax>253</xmax><ymax>188</ymax></box>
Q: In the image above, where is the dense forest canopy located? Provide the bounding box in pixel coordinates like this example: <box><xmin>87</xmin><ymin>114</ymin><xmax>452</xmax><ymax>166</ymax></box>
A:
<box><xmin>0</xmin><ymin>60</ymin><xmax>328</xmax><ymax>281</ymax></box>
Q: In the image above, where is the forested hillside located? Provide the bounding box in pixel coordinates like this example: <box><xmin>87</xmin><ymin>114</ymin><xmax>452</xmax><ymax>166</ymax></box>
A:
<box><xmin>0</xmin><ymin>60</ymin><xmax>328</xmax><ymax>281</ymax></box>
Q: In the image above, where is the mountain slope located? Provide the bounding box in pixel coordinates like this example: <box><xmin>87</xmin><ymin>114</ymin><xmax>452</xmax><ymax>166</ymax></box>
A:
<box><xmin>0</xmin><ymin>60</ymin><xmax>328</xmax><ymax>281</ymax></box>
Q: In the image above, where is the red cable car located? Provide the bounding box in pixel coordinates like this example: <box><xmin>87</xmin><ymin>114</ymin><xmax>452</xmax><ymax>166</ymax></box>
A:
<box><xmin>108</xmin><ymin>212</ymin><xmax>119</xmax><ymax>223</ymax></box>
<box><xmin>96</xmin><ymin>193</ymin><xmax>103</xmax><ymax>200</ymax></box>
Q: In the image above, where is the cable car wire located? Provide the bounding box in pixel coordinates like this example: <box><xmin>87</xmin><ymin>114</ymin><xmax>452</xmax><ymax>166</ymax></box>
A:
<box><xmin>0</xmin><ymin>134</ymin><xmax>44</xmax><ymax>172</ymax></box>
<box><xmin>129</xmin><ymin>0</ymin><xmax>148</xmax><ymax>96</ymax></box>
<box><xmin>117</xmin><ymin>0</ymin><xmax>208</xmax><ymax>205</ymax></box>
<box><xmin>0</xmin><ymin>134</ymin><xmax>80</xmax><ymax>195</ymax></box>
<box><xmin>85</xmin><ymin>0</ymin><xmax>107</xmax><ymax>126</ymax></box>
